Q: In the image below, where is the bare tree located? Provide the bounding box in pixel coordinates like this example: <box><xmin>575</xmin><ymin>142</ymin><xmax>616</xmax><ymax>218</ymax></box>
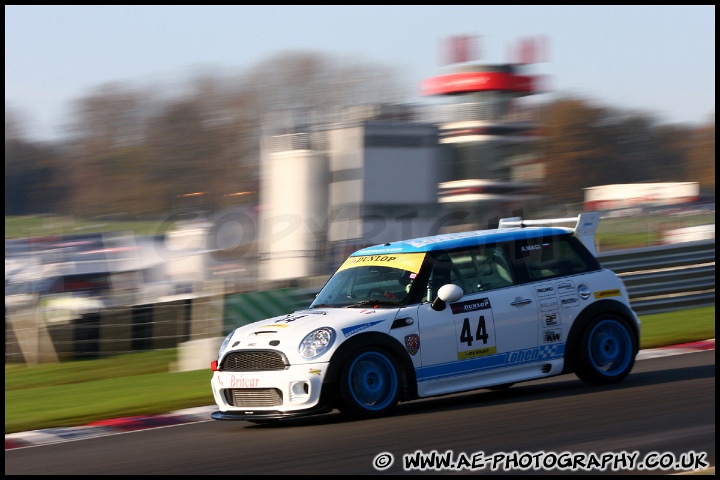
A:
<box><xmin>7</xmin><ymin>53</ymin><xmax>713</xmax><ymax>219</ymax></box>
<box><xmin>684</xmin><ymin>115</ymin><xmax>715</xmax><ymax>197</ymax></box>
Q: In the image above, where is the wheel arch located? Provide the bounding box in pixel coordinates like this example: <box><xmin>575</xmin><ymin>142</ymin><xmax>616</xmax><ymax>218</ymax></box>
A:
<box><xmin>562</xmin><ymin>299</ymin><xmax>640</xmax><ymax>375</ymax></box>
<box><xmin>323</xmin><ymin>332</ymin><xmax>418</xmax><ymax>404</ymax></box>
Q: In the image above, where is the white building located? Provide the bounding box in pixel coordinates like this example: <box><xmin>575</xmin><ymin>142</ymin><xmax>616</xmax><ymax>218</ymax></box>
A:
<box><xmin>584</xmin><ymin>182</ymin><xmax>700</xmax><ymax>211</ymax></box>
<box><xmin>258</xmin><ymin>106</ymin><xmax>446</xmax><ymax>281</ymax></box>
<box><xmin>259</xmin><ymin>132</ymin><xmax>329</xmax><ymax>282</ymax></box>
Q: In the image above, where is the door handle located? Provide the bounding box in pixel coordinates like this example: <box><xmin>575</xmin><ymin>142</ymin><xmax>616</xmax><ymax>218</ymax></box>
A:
<box><xmin>511</xmin><ymin>298</ymin><xmax>532</xmax><ymax>306</ymax></box>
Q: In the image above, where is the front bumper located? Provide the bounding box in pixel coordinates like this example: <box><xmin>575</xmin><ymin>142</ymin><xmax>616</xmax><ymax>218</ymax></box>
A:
<box><xmin>210</xmin><ymin>361</ymin><xmax>330</xmax><ymax>417</ymax></box>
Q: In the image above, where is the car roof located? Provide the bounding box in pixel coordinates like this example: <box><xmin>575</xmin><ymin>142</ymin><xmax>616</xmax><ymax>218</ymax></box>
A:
<box><xmin>351</xmin><ymin>226</ymin><xmax>573</xmax><ymax>256</ymax></box>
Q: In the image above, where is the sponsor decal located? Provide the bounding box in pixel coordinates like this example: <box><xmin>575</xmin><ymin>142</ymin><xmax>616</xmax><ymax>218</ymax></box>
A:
<box><xmin>341</xmin><ymin>320</ymin><xmax>384</xmax><ymax>338</ymax></box>
<box><xmin>560</xmin><ymin>296</ymin><xmax>580</xmax><ymax>308</ymax></box>
<box><xmin>543</xmin><ymin>313</ymin><xmax>560</xmax><ymax>327</ymax></box>
<box><xmin>594</xmin><ymin>289</ymin><xmax>621</xmax><ymax>299</ymax></box>
<box><xmin>539</xmin><ymin>298</ymin><xmax>559</xmax><ymax>312</ymax></box>
<box><xmin>505</xmin><ymin>348</ymin><xmax>540</xmax><ymax>364</ymax></box>
<box><xmin>359</xmin><ymin>309</ymin><xmax>376</xmax><ymax>315</ymax></box>
<box><xmin>450</xmin><ymin>297</ymin><xmax>491</xmax><ymax>314</ymax></box>
<box><xmin>347</xmin><ymin>254</ymin><xmax>397</xmax><ymax>263</ymax></box>
<box><xmin>457</xmin><ymin>346</ymin><xmax>496</xmax><ymax>360</ymax></box>
<box><xmin>543</xmin><ymin>329</ymin><xmax>562</xmax><ymax>343</ymax></box>
<box><xmin>217</xmin><ymin>373</ymin><xmax>261</xmax><ymax>388</ymax></box>
<box><xmin>337</xmin><ymin>252</ymin><xmax>425</xmax><ymax>274</ymax></box>
<box><xmin>405</xmin><ymin>334</ymin><xmax>420</xmax><ymax>356</ymax></box>
<box><xmin>308</xmin><ymin>368</ymin><xmax>321</xmax><ymax>376</ymax></box>
<box><xmin>264</xmin><ymin>311</ymin><xmax>327</xmax><ymax>328</ymax></box>
<box><xmin>535</xmin><ymin>283</ymin><xmax>555</xmax><ymax>296</ymax></box>
<box><xmin>555</xmin><ymin>281</ymin><xmax>574</xmax><ymax>294</ymax></box>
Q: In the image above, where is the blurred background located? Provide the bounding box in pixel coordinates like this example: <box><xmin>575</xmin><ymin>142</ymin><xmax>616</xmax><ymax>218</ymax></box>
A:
<box><xmin>5</xmin><ymin>6</ymin><xmax>715</xmax><ymax>365</ymax></box>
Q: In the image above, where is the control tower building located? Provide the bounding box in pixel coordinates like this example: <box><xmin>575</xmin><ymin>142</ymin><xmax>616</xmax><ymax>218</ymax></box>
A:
<box><xmin>420</xmin><ymin>35</ymin><xmax>547</xmax><ymax>228</ymax></box>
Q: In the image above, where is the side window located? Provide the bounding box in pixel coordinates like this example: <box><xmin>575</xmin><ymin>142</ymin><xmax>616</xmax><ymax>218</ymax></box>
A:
<box><xmin>426</xmin><ymin>254</ymin><xmax>454</xmax><ymax>301</ymax></box>
<box><xmin>476</xmin><ymin>245</ymin><xmax>515</xmax><ymax>291</ymax></box>
<box><xmin>437</xmin><ymin>245</ymin><xmax>516</xmax><ymax>294</ymax></box>
<box><xmin>426</xmin><ymin>252</ymin><xmax>475</xmax><ymax>300</ymax></box>
<box><xmin>444</xmin><ymin>250</ymin><xmax>476</xmax><ymax>294</ymax></box>
<box><xmin>510</xmin><ymin>235</ymin><xmax>596</xmax><ymax>283</ymax></box>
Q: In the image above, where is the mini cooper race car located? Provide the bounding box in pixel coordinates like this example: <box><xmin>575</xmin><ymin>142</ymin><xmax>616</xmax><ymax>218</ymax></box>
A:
<box><xmin>210</xmin><ymin>212</ymin><xmax>640</xmax><ymax>422</ymax></box>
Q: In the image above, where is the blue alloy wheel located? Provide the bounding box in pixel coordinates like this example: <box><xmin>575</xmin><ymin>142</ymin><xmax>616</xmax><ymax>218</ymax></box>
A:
<box><xmin>338</xmin><ymin>349</ymin><xmax>400</xmax><ymax>418</ymax></box>
<box><xmin>576</xmin><ymin>315</ymin><xmax>637</xmax><ymax>385</ymax></box>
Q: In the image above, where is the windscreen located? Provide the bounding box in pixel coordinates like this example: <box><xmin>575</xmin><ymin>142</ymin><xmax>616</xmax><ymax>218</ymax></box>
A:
<box><xmin>310</xmin><ymin>253</ymin><xmax>425</xmax><ymax>308</ymax></box>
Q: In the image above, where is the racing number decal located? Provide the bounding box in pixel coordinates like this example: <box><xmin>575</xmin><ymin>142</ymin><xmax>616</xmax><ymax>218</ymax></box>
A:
<box><xmin>460</xmin><ymin>316</ymin><xmax>489</xmax><ymax>346</ymax></box>
<box><xmin>451</xmin><ymin>298</ymin><xmax>497</xmax><ymax>360</ymax></box>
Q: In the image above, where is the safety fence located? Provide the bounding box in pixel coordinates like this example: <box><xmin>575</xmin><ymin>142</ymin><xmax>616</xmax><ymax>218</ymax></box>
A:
<box><xmin>597</xmin><ymin>239</ymin><xmax>715</xmax><ymax>315</ymax></box>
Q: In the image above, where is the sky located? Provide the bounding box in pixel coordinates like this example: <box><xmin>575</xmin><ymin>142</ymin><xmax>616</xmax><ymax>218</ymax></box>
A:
<box><xmin>5</xmin><ymin>5</ymin><xmax>716</xmax><ymax>142</ymax></box>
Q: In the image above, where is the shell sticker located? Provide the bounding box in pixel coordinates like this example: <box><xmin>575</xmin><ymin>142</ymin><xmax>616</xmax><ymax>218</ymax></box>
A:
<box><xmin>594</xmin><ymin>289</ymin><xmax>621</xmax><ymax>299</ymax></box>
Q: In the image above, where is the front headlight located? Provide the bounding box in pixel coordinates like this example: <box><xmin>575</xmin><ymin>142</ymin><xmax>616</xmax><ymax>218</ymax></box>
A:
<box><xmin>218</xmin><ymin>329</ymin><xmax>236</xmax><ymax>359</ymax></box>
<box><xmin>298</xmin><ymin>327</ymin><xmax>336</xmax><ymax>360</ymax></box>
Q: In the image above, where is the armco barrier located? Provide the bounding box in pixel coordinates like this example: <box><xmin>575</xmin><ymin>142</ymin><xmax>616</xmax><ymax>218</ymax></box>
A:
<box><xmin>597</xmin><ymin>240</ymin><xmax>715</xmax><ymax>315</ymax></box>
<box><xmin>597</xmin><ymin>239</ymin><xmax>715</xmax><ymax>274</ymax></box>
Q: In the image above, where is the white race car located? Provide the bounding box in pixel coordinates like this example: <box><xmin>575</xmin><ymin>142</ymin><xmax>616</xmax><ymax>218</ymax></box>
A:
<box><xmin>210</xmin><ymin>212</ymin><xmax>640</xmax><ymax>422</ymax></box>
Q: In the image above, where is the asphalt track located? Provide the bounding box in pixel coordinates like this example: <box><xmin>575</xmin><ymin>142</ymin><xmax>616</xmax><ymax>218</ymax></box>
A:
<box><xmin>5</xmin><ymin>339</ymin><xmax>715</xmax><ymax>474</ymax></box>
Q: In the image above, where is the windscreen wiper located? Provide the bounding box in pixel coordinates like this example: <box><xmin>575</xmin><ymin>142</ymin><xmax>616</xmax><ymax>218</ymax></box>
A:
<box><xmin>310</xmin><ymin>304</ymin><xmax>336</xmax><ymax>309</ymax></box>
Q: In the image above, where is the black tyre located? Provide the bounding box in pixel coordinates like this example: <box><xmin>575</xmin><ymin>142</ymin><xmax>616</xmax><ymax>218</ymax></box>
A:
<box><xmin>575</xmin><ymin>314</ymin><xmax>637</xmax><ymax>385</ymax></box>
<box><xmin>337</xmin><ymin>348</ymin><xmax>400</xmax><ymax>419</ymax></box>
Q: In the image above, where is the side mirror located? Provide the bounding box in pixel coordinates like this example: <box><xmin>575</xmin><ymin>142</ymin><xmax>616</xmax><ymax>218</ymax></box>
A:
<box><xmin>431</xmin><ymin>284</ymin><xmax>464</xmax><ymax>311</ymax></box>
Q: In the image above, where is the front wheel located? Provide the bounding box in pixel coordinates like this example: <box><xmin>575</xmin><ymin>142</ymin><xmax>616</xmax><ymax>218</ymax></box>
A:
<box><xmin>337</xmin><ymin>348</ymin><xmax>400</xmax><ymax>419</ymax></box>
<box><xmin>575</xmin><ymin>315</ymin><xmax>637</xmax><ymax>385</ymax></box>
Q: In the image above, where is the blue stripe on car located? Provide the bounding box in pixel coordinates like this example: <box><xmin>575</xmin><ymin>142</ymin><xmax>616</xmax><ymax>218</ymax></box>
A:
<box><xmin>417</xmin><ymin>344</ymin><xmax>565</xmax><ymax>382</ymax></box>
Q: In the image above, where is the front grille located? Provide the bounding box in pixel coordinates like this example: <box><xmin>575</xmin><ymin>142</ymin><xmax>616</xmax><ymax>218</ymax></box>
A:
<box><xmin>221</xmin><ymin>351</ymin><xmax>288</xmax><ymax>371</ymax></box>
<box><xmin>227</xmin><ymin>388</ymin><xmax>283</xmax><ymax>407</ymax></box>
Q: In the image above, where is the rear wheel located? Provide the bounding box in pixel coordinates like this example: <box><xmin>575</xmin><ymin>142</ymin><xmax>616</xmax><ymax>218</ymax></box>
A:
<box><xmin>337</xmin><ymin>348</ymin><xmax>400</xmax><ymax>419</ymax></box>
<box><xmin>575</xmin><ymin>314</ymin><xmax>637</xmax><ymax>385</ymax></box>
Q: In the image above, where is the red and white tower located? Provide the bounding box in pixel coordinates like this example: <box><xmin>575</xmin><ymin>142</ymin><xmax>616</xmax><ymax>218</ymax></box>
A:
<box><xmin>421</xmin><ymin>35</ymin><xmax>548</xmax><ymax>225</ymax></box>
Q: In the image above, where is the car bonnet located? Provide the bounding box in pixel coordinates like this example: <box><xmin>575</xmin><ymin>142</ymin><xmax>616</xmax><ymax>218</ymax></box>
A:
<box><xmin>223</xmin><ymin>307</ymin><xmax>398</xmax><ymax>359</ymax></box>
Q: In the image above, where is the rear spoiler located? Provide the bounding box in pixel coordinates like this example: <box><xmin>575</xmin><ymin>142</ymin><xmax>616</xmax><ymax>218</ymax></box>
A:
<box><xmin>499</xmin><ymin>212</ymin><xmax>601</xmax><ymax>256</ymax></box>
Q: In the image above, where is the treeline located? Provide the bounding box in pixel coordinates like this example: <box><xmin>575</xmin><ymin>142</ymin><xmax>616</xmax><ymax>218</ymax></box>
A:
<box><xmin>4</xmin><ymin>51</ymin><xmax>715</xmax><ymax>218</ymax></box>
<box><xmin>538</xmin><ymin>98</ymin><xmax>714</xmax><ymax>206</ymax></box>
